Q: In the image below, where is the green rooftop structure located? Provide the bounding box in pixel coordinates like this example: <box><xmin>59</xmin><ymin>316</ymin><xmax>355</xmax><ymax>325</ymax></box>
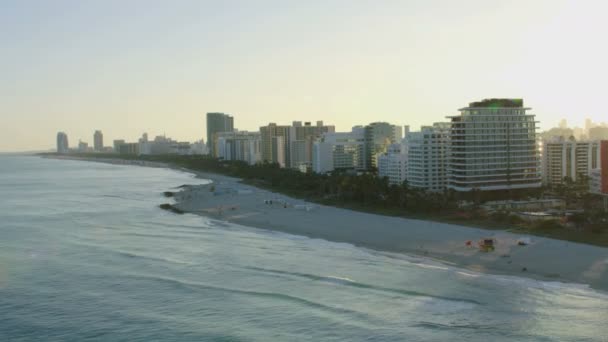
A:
<box><xmin>468</xmin><ymin>98</ymin><xmax>524</xmax><ymax>108</ymax></box>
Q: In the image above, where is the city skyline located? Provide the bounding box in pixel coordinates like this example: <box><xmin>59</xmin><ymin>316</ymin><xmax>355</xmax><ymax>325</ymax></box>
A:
<box><xmin>3</xmin><ymin>0</ymin><xmax>608</xmax><ymax>152</ymax></box>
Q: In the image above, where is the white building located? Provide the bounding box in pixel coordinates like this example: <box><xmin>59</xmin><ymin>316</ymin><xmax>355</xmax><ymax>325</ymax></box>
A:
<box><xmin>189</xmin><ymin>140</ymin><xmax>209</xmax><ymax>155</ymax></box>
<box><xmin>139</xmin><ymin>134</ymin><xmax>193</xmax><ymax>155</ymax></box>
<box><xmin>447</xmin><ymin>99</ymin><xmax>541</xmax><ymax>192</ymax></box>
<box><xmin>406</xmin><ymin>123</ymin><xmax>450</xmax><ymax>192</ymax></box>
<box><xmin>542</xmin><ymin>137</ymin><xmax>601</xmax><ymax>187</ymax></box>
<box><xmin>377</xmin><ymin>144</ymin><xmax>408</xmax><ymax>185</ymax></box>
<box><xmin>216</xmin><ymin>131</ymin><xmax>261</xmax><ymax>165</ymax></box>
<box><xmin>312</xmin><ymin>127</ymin><xmax>366</xmax><ymax>174</ymax></box>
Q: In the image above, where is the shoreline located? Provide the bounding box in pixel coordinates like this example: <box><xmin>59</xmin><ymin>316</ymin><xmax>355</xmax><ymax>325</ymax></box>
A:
<box><xmin>42</xmin><ymin>155</ymin><xmax>608</xmax><ymax>292</ymax></box>
<box><xmin>171</xmin><ymin>170</ymin><xmax>608</xmax><ymax>292</ymax></box>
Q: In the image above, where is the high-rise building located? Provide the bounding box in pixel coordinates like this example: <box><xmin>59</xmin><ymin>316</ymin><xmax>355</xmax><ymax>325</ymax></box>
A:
<box><xmin>56</xmin><ymin>132</ymin><xmax>69</xmax><ymax>154</ymax></box>
<box><xmin>260</xmin><ymin>123</ymin><xmax>291</xmax><ymax>167</ymax></box>
<box><xmin>406</xmin><ymin>123</ymin><xmax>450</xmax><ymax>192</ymax></box>
<box><xmin>364</xmin><ymin>122</ymin><xmax>403</xmax><ymax>170</ymax></box>
<box><xmin>113</xmin><ymin>139</ymin><xmax>125</xmax><ymax>153</ymax></box>
<box><xmin>377</xmin><ymin>144</ymin><xmax>408</xmax><ymax>185</ymax></box>
<box><xmin>260</xmin><ymin>121</ymin><xmax>334</xmax><ymax>168</ymax></box>
<box><xmin>589</xmin><ymin>141</ymin><xmax>608</xmax><ymax>196</ymax></box>
<box><xmin>447</xmin><ymin>99</ymin><xmax>541</xmax><ymax>192</ymax></box>
<box><xmin>216</xmin><ymin>131</ymin><xmax>262</xmax><ymax>165</ymax></box>
<box><xmin>93</xmin><ymin>130</ymin><xmax>103</xmax><ymax>151</ymax></box>
<box><xmin>312</xmin><ymin>127</ymin><xmax>366</xmax><ymax>174</ymax></box>
<box><xmin>542</xmin><ymin>137</ymin><xmax>601</xmax><ymax>187</ymax></box>
<box><xmin>118</xmin><ymin>143</ymin><xmax>139</xmax><ymax>155</ymax></box>
<box><xmin>206</xmin><ymin>112</ymin><xmax>234</xmax><ymax>156</ymax></box>
<box><xmin>289</xmin><ymin>121</ymin><xmax>335</xmax><ymax>169</ymax></box>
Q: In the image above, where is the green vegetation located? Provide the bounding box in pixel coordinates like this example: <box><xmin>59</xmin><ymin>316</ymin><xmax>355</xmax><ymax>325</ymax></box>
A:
<box><xmin>41</xmin><ymin>153</ymin><xmax>608</xmax><ymax>247</ymax></box>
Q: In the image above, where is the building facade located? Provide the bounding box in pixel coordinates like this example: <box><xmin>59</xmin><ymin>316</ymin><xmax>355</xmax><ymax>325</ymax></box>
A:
<box><xmin>447</xmin><ymin>99</ymin><xmax>541</xmax><ymax>192</ymax></box>
<box><xmin>216</xmin><ymin>131</ymin><xmax>262</xmax><ymax>165</ymax></box>
<box><xmin>118</xmin><ymin>143</ymin><xmax>139</xmax><ymax>155</ymax></box>
<box><xmin>377</xmin><ymin>144</ymin><xmax>408</xmax><ymax>185</ymax></box>
<box><xmin>260</xmin><ymin>123</ymin><xmax>291</xmax><ymax>167</ymax></box>
<box><xmin>289</xmin><ymin>121</ymin><xmax>335</xmax><ymax>169</ymax></box>
<box><xmin>206</xmin><ymin>112</ymin><xmax>234</xmax><ymax>157</ymax></box>
<box><xmin>113</xmin><ymin>139</ymin><xmax>125</xmax><ymax>153</ymax></box>
<box><xmin>364</xmin><ymin>122</ymin><xmax>403</xmax><ymax>170</ymax></box>
<box><xmin>260</xmin><ymin>121</ymin><xmax>334</xmax><ymax>169</ymax></box>
<box><xmin>590</xmin><ymin>141</ymin><xmax>608</xmax><ymax>195</ymax></box>
<box><xmin>312</xmin><ymin>127</ymin><xmax>366</xmax><ymax>174</ymax></box>
<box><xmin>56</xmin><ymin>132</ymin><xmax>69</xmax><ymax>154</ymax></box>
<box><xmin>542</xmin><ymin>137</ymin><xmax>601</xmax><ymax>187</ymax></box>
<box><xmin>93</xmin><ymin>130</ymin><xmax>103</xmax><ymax>151</ymax></box>
<box><xmin>406</xmin><ymin>123</ymin><xmax>450</xmax><ymax>192</ymax></box>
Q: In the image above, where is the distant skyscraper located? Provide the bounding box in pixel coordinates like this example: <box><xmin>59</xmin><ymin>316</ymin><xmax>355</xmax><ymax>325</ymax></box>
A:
<box><xmin>93</xmin><ymin>130</ymin><xmax>103</xmax><ymax>151</ymax></box>
<box><xmin>447</xmin><ymin>98</ymin><xmax>541</xmax><ymax>192</ymax></box>
<box><xmin>56</xmin><ymin>132</ymin><xmax>69</xmax><ymax>154</ymax></box>
<box><xmin>206</xmin><ymin>113</ymin><xmax>234</xmax><ymax>157</ymax></box>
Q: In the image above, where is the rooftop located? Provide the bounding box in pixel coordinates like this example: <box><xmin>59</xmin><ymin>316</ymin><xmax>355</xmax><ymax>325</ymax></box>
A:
<box><xmin>468</xmin><ymin>98</ymin><xmax>524</xmax><ymax>108</ymax></box>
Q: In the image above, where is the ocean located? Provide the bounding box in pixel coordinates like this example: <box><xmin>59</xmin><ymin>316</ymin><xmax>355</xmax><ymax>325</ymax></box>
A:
<box><xmin>1</xmin><ymin>155</ymin><xmax>607</xmax><ymax>341</ymax></box>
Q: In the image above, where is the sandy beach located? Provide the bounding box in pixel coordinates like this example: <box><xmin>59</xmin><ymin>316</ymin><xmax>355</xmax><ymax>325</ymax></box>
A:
<box><xmin>172</xmin><ymin>171</ymin><xmax>608</xmax><ymax>292</ymax></box>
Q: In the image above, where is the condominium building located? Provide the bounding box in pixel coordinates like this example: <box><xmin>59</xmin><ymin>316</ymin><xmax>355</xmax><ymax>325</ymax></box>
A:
<box><xmin>406</xmin><ymin>123</ymin><xmax>450</xmax><ymax>192</ymax></box>
<box><xmin>93</xmin><ymin>130</ymin><xmax>103</xmax><ymax>151</ymax></box>
<box><xmin>56</xmin><ymin>132</ymin><xmax>69</xmax><ymax>154</ymax></box>
<box><xmin>216</xmin><ymin>131</ymin><xmax>262</xmax><ymax>165</ymax></box>
<box><xmin>113</xmin><ymin>139</ymin><xmax>125</xmax><ymax>153</ymax></box>
<box><xmin>542</xmin><ymin>137</ymin><xmax>601</xmax><ymax>187</ymax></box>
<box><xmin>589</xmin><ymin>141</ymin><xmax>608</xmax><ymax>195</ymax></box>
<box><xmin>78</xmin><ymin>141</ymin><xmax>89</xmax><ymax>152</ymax></box>
<box><xmin>289</xmin><ymin>121</ymin><xmax>335</xmax><ymax>169</ymax></box>
<box><xmin>139</xmin><ymin>135</ymin><xmax>193</xmax><ymax>155</ymax></box>
<box><xmin>364</xmin><ymin>122</ymin><xmax>403</xmax><ymax>170</ymax></box>
<box><xmin>447</xmin><ymin>99</ymin><xmax>541</xmax><ymax>192</ymax></box>
<box><xmin>206</xmin><ymin>112</ymin><xmax>234</xmax><ymax>156</ymax></box>
<box><xmin>118</xmin><ymin>142</ymin><xmax>139</xmax><ymax>155</ymax></box>
<box><xmin>377</xmin><ymin>144</ymin><xmax>408</xmax><ymax>185</ymax></box>
<box><xmin>260</xmin><ymin>123</ymin><xmax>291</xmax><ymax>167</ymax></box>
<box><xmin>312</xmin><ymin>127</ymin><xmax>366</xmax><ymax>174</ymax></box>
<box><xmin>260</xmin><ymin>121</ymin><xmax>334</xmax><ymax>168</ymax></box>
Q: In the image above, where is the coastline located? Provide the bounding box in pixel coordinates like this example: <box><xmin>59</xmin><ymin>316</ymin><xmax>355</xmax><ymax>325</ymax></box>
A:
<box><xmin>42</xmin><ymin>155</ymin><xmax>608</xmax><ymax>292</ymax></box>
<box><xmin>172</xmin><ymin>171</ymin><xmax>608</xmax><ymax>292</ymax></box>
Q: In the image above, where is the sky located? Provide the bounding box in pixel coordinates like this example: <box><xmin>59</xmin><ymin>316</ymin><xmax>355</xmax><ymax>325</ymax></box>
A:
<box><xmin>1</xmin><ymin>0</ymin><xmax>607</xmax><ymax>151</ymax></box>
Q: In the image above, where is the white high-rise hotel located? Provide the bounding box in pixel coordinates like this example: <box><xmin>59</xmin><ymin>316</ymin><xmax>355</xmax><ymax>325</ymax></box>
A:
<box><xmin>406</xmin><ymin>123</ymin><xmax>450</xmax><ymax>192</ymax></box>
<box><xmin>447</xmin><ymin>99</ymin><xmax>541</xmax><ymax>192</ymax></box>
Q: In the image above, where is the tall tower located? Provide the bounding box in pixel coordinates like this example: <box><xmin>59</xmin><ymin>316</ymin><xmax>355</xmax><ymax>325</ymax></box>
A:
<box><xmin>206</xmin><ymin>113</ymin><xmax>234</xmax><ymax>157</ymax></box>
<box><xmin>56</xmin><ymin>132</ymin><xmax>69</xmax><ymax>154</ymax></box>
<box><xmin>93</xmin><ymin>130</ymin><xmax>104</xmax><ymax>151</ymax></box>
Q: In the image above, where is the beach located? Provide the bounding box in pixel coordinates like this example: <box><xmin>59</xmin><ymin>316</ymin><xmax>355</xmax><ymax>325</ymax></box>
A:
<box><xmin>173</xmin><ymin>171</ymin><xmax>608</xmax><ymax>291</ymax></box>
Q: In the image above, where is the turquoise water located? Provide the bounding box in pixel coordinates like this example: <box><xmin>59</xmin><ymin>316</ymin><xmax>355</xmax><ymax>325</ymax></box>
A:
<box><xmin>1</xmin><ymin>156</ymin><xmax>607</xmax><ymax>341</ymax></box>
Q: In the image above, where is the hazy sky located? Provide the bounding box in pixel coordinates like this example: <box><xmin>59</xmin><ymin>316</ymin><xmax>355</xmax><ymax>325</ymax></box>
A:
<box><xmin>2</xmin><ymin>0</ymin><xmax>607</xmax><ymax>151</ymax></box>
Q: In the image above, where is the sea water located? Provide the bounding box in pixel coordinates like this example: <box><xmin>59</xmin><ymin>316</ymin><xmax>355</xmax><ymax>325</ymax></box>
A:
<box><xmin>1</xmin><ymin>155</ymin><xmax>607</xmax><ymax>341</ymax></box>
